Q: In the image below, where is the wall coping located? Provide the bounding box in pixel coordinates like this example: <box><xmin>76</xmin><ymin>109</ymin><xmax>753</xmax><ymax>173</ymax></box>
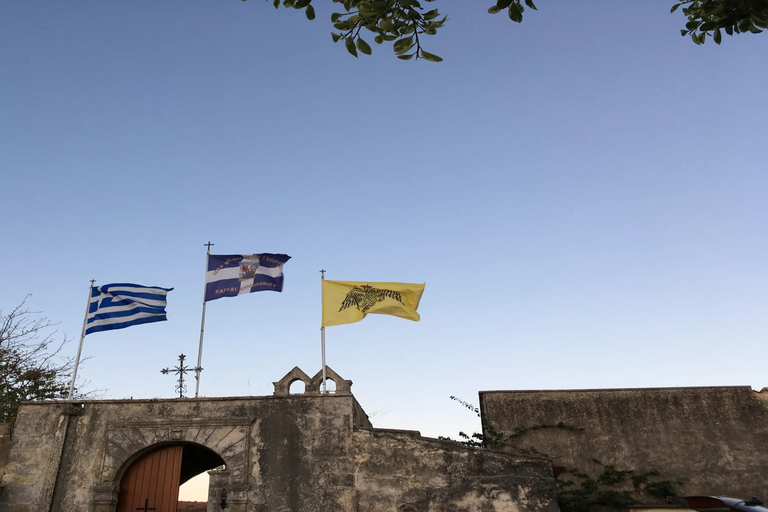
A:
<box><xmin>480</xmin><ymin>385</ymin><xmax>756</xmax><ymax>395</ymax></box>
<box><xmin>19</xmin><ymin>393</ymin><xmax>356</xmax><ymax>407</ymax></box>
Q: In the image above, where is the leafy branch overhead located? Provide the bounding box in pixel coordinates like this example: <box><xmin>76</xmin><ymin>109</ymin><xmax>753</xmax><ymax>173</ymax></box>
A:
<box><xmin>255</xmin><ymin>0</ymin><xmax>537</xmax><ymax>61</ymax></box>
<box><xmin>672</xmin><ymin>0</ymin><xmax>767</xmax><ymax>44</ymax></box>
<box><xmin>251</xmin><ymin>0</ymin><xmax>767</xmax><ymax>59</ymax></box>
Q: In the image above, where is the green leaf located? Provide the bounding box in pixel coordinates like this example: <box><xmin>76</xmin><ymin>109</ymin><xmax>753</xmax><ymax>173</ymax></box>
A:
<box><xmin>305</xmin><ymin>4</ymin><xmax>315</xmax><ymax>20</ymax></box>
<box><xmin>670</xmin><ymin>3</ymin><xmax>680</xmax><ymax>13</ymax></box>
<box><xmin>488</xmin><ymin>5</ymin><xmax>501</xmax><ymax>14</ymax></box>
<box><xmin>331</xmin><ymin>32</ymin><xmax>342</xmax><ymax>42</ymax></box>
<box><xmin>393</xmin><ymin>36</ymin><xmax>414</xmax><ymax>54</ymax></box>
<box><xmin>713</xmin><ymin>27</ymin><xmax>722</xmax><ymax>44</ymax></box>
<box><xmin>508</xmin><ymin>4</ymin><xmax>523</xmax><ymax>22</ymax></box>
<box><xmin>524</xmin><ymin>0</ymin><xmax>537</xmax><ymax>10</ymax></box>
<box><xmin>397</xmin><ymin>54</ymin><xmax>414</xmax><ymax>60</ymax></box>
<box><xmin>356</xmin><ymin>38</ymin><xmax>372</xmax><ymax>55</ymax></box>
<box><xmin>331</xmin><ymin>12</ymin><xmax>341</xmax><ymax>22</ymax></box>
<box><xmin>345</xmin><ymin>37</ymin><xmax>358</xmax><ymax>57</ymax></box>
<box><xmin>420</xmin><ymin>50</ymin><xmax>443</xmax><ymax>62</ymax></box>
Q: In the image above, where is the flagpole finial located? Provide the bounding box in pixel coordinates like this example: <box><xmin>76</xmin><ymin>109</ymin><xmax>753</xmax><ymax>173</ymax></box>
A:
<box><xmin>204</xmin><ymin>241</ymin><xmax>215</xmax><ymax>252</ymax></box>
<box><xmin>320</xmin><ymin>269</ymin><xmax>326</xmax><ymax>280</ymax></box>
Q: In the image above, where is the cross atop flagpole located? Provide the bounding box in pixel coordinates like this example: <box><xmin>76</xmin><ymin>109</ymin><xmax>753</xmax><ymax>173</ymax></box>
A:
<box><xmin>194</xmin><ymin>241</ymin><xmax>214</xmax><ymax>398</ymax></box>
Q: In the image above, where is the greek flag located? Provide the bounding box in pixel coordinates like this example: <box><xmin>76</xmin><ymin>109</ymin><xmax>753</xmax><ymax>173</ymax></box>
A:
<box><xmin>205</xmin><ymin>253</ymin><xmax>290</xmax><ymax>302</ymax></box>
<box><xmin>85</xmin><ymin>283</ymin><xmax>173</xmax><ymax>335</ymax></box>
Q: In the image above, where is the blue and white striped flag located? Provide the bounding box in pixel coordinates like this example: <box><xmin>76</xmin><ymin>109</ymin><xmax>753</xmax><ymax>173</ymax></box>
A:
<box><xmin>205</xmin><ymin>253</ymin><xmax>290</xmax><ymax>302</ymax></box>
<box><xmin>85</xmin><ymin>283</ymin><xmax>173</xmax><ymax>335</ymax></box>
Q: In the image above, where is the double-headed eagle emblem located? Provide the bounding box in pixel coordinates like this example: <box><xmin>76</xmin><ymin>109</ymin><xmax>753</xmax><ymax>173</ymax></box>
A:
<box><xmin>339</xmin><ymin>284</ymin><xmax>403</xmax><ymax>313</ymax></box>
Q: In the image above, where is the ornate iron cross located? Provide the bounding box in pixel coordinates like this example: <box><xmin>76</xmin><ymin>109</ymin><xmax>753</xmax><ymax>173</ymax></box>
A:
<box><xmin>161</xmin><ymin>354</ymin><xmax>193</xmax><ymax>398</ymax></box>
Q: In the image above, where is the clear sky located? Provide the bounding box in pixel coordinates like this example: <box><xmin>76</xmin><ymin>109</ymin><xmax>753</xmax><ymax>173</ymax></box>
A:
<box><xmin>1</xmin><ymin>0</ymin><xmax>766</xmax><ymax>499</ymax></box>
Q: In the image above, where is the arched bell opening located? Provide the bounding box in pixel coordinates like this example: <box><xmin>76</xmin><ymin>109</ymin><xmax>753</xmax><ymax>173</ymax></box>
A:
<box><xmin>289</xmin><ymin>379</ymin><xmax>307</xmax><ymax>394</ymax></box>
<box><xmin>323</xmin><ymin>378</ymin><xmax>337</xmax><ymax>394</ymax></box>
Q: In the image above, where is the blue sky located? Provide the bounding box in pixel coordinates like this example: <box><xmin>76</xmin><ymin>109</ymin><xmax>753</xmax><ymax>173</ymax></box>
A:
<box><xmin>2</xmin><ymin>0</ymin><xmax>766</xmax><ymax>468</ymax></box>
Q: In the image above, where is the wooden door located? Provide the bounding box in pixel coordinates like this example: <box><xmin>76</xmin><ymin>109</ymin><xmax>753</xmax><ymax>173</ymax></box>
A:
<box><xmin>116</xmin><ymin>445</ymin><xmax>183</xmax><ymax>512</ymax></box>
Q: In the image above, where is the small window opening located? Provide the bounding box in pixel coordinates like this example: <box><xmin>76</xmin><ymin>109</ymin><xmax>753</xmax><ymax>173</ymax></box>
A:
<box><xmin>289</xmin><ymin>379</ymin><xmax>305</xmax><ymax>394</ymax></box>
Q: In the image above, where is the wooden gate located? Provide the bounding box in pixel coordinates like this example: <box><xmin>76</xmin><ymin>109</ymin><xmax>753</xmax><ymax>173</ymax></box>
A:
<box><xmin>116</xmin><ymin>445</ymin><xmax>183</xmax><ymax>512</ymax></box>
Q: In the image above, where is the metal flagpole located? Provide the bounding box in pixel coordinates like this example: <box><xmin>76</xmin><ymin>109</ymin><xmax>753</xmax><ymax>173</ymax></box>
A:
<box><xmin>68</xmin><ymin>280</ymin><xmax>95</xmax><ymax>399</ymax></box>
<box><xmin>195</xmin><ymin>241</ymin><xmax>214</xmax><ymax>398</ymax></box>
<box><xmin>320</xmin><ymin>269</ymin><xmax>327</xmax><ymax>394</ymax></box>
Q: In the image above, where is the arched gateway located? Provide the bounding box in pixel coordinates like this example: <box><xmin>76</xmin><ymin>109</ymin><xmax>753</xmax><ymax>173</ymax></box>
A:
<box><xmin>115</xmin><ymin>443</ymin><xmax>225</xmax><ymax>512</ymax></box>
<box><xmin>0</xmin><ymin>367</ymin><xmax>559</xmax><ymax>512</ymax></box>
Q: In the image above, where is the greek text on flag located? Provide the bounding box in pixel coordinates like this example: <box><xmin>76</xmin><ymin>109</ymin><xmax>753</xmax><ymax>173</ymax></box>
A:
<box><xmin>86</xmin><ymin>283</ymin><xmax>173</xmax><ymax>335</ymax></box>
<box><xmin>205</xmin><ymin>253</ymin><xmax>291</xmax><ymax>302</ymax></box>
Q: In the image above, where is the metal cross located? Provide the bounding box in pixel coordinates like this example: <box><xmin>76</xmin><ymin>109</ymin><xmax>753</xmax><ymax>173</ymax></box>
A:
<box><xmin>320</xmin><ymin>269</ymin><xmax>326</xmax><ymax>279</ymax></box>
<box><xmin>161</xmin><ymin>354</ymin><xmax>194</xmax><ymax>398</ymax></box>
<box><xmin>136</xmin><ymin>498</ymin><xmax>156</xmax><ymax>512</ymax></box>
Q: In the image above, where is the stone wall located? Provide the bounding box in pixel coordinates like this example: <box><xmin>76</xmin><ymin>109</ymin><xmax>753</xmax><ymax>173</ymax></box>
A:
<box><xmin>480</xmin><ymin>386</ymin><xmax>768</xmax><ymax>501</ymax></box>
<box><xmin>353</xmin><ymin>428</ymin><xmax>558</xmax><ymax>512</ymax></box>
<box><xmin>0</xmin><ymin>391</ymin><xmax>558</xmax><ymax>512</ymax></box>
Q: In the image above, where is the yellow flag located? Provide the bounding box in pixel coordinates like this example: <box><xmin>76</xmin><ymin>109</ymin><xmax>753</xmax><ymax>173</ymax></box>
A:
<box><xmin>322</xmin><ymin>280</ymin><xmax>425</xmax><ymax>327</ymax></box>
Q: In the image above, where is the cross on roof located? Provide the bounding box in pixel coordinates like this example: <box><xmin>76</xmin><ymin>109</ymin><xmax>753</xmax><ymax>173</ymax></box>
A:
<box><xmin>161</xmin><ymin>354</ymin><xmax>194</xmax><ymax>398</ymax></box>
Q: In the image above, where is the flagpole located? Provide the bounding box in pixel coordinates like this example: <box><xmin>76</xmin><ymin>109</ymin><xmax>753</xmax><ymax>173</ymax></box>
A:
<box><xmin>195</xmin><ymin>242</ymin><xmax>213</xmax><ymax>398</ymax></box>
<box><xmin>68</xmin><ymin>280</ymin><xmax>95</xmax><ymax>399</ymax></box>
<box><xmin>320</xmin><ymin>269</ymin><xmax>327</xmax><ymax>394</ymax></box>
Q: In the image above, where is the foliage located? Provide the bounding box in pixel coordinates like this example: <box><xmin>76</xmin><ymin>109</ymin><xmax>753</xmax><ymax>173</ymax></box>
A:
<box><xmin>437</xmin><ymin>396</ymin><xmax>503</xmax><ymax>447</ymax></box>
<box><xmin>246</xmin><ymin>0</ymin><xmax>765</xmax><ymax>60</ymax></box>
<box><xmin>557</xmin><ymin>461</ymin><xmax>683</xmax><ymax>512</ymax></box>
<box><xmin>672</xmin><ymin>0</ymin><xmax>768</xmax><ymax>44</ymax></box>
<box><xmin>0</xmin><ymin>298</ymin><xmax>74</xmax><ymax>422</ymax></box>
<box><xmin>442</xmin><ymin>397</ymin><xmax>684</xmax><ymax>512</ymax></box>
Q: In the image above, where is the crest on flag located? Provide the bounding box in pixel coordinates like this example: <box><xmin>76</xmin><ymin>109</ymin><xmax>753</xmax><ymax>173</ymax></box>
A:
<box><xmin>205</xmin><ymin>253</ymin><xmax>290</xmax><ymax>302</ymax></box>
<box><xmin>322</xmin><ymin>280</ymin><xmax>424</xmax><ymax>327</ymax></box>
<box><xmin>339</xmin><ymin>285</ymin><xmax>404</xmax><ymax>313</ymax></box>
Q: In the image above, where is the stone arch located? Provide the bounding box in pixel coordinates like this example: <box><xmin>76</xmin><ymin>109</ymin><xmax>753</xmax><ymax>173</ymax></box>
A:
<box><xmin>100</xmin><ymin>422</ymin><xmax>249</xmax><ymax>484</ymax></box>
<box><xmin>272</xmin><ymin>366</ymin><xmax>312</xmax><ymax>396</ymax></box>
<box><xmin>273</xmin><ymin>366</ymin><xmax>353</xmax><ymax>396</ymax></box>
<box><xmin>113</xmin><ymin>441</ymin><xmax>226</xmax><ymax>488</ymax></box>
<box><xmin>92</xmin><ymin>420</ymin><xmax>251</xmax><ymax>512</ymax></box>
<box><xmin>309</xmin><ymin>366</ymin><xmax>352</xmax><ymax>395</ymax></box>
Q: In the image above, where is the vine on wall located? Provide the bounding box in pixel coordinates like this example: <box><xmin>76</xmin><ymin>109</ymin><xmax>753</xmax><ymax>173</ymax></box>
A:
<box><xmin>440</xmin><ymin>397</ymin><xmax>683</xmax><ymax>512</ymax></box>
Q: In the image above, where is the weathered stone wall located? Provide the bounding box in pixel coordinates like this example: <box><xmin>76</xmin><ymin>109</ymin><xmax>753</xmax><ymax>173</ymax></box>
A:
<box><xmin>353</xmin><ymin>428</ymin><xmax>559</xmax><ymax>512</ymax></box>
<box><xmin>0</xmin><ymin>393</ymin><xmax>558</xmax><ymax>512</ymax></box>
<box><xmin>480</xmin><ymin>386</ymin><xmax>768</xmax><ymax>501</ymax></box>
<box><xmin>1</xmin><ymin>395</ymin><xmax>365</xmax><ymax>512</ymax></box>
